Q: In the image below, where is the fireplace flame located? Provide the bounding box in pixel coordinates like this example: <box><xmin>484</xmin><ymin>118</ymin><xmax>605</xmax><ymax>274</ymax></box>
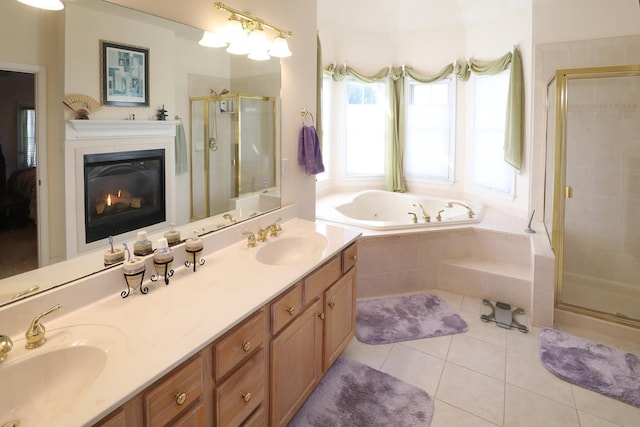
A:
<box><xmin>107</xmin><ymin>194</ymin><xmax>112</xmax><ymax>206</ymax></box>
<box><xmin>118</xmin><ymin>189</ymin><xmax>121</xmax><ymax>197</ymax></box>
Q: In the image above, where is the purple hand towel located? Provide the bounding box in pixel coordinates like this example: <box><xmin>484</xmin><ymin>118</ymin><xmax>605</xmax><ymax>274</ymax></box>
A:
<box><xmin>298</xmin><ymin>125</ymin><xmax>325</xmax><ymax>175</ymax></box>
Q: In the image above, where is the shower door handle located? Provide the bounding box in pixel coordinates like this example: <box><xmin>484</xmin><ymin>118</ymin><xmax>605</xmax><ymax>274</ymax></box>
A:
<box><xmin>565</xmin><ymin>186</ymin><xmax>573</xmax><ymax>199</ymax></box>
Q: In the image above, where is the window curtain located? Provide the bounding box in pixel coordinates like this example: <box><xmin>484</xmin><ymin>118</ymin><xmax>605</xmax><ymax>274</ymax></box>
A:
<box><xmin>322</xmin><ymin>47</ymin><xmax>524</xmax><ymax>188</ymax></box>
<box><xmin>316</xmin><ymin>34</ymin><xmax>323</xmax><ymax>146</ymax></box>
<box><xmin>326</xmin><ymin>64</ymin><xmax>406</xmax><ymax>192</ymax></box>
<box><xmin>455</xmin><ymin>48</ymin><xmax>524</xmax><ymax>170</ymax></box>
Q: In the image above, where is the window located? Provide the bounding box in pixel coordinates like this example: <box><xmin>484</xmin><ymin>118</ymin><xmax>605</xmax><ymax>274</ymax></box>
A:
<box><xmin>405</xmin><ymin>78</ymin><xmax>454</xmax><ymax>182</ymax></box>
<box><xmin>344</xmin><ymin>80</ymin><xmax>387</xmax><ymax>176</ymax></box>
<box><xmin>470</xmin><ymin>69</ymin><xmax>515</xmax><ymax>196</ymax></box>
<box><xmin>316</xmin><ymin>75</ymin><xmax>332</xmax><ymax>182</ymax></box>
<box><xmin>18</xmin><ymin>107</ymin><xmax>36</xmax><ymax>168</ymax></box>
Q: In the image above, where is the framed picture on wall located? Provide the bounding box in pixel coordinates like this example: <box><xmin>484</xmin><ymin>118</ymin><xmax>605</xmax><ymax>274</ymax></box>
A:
<box><xmin>100</xmin><ymin>40</ymin><xmax>149</xmax><ymax>106</ymax></box>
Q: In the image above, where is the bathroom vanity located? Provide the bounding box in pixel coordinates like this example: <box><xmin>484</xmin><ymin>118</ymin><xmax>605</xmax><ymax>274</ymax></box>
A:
<box><xmin>0</xmin><ymin>215</ymin><xmax>359</xmax><ymax>427</ymax></box>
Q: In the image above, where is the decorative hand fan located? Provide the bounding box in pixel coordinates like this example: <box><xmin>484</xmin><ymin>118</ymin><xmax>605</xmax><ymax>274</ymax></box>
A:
<box><xmin>63</xmin><ymin>94</ymin><xmax>101</xmax><ymax>120</ymax></box>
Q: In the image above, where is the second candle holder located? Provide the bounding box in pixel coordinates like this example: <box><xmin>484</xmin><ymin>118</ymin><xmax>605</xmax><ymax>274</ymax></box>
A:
<box><xmin>184</xmin><ymin>230</ymin><xmax>204</xmax><ymax>272</ymax></box>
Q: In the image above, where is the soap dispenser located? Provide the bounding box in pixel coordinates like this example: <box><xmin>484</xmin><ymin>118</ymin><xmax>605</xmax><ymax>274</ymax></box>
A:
<box><xmin>184</xmin><ymin>230</ymin><xmax>205</xmax><ymax>272</ymax></box>
<box><xmin>133</xmin><ymin>230</ymin><xmax>153</xmax><ymax>256</ymax></box>
<box><xmin>151</xmin><ymin>237</ymin><xmax>174</xmax><ymax>285</ymax></box>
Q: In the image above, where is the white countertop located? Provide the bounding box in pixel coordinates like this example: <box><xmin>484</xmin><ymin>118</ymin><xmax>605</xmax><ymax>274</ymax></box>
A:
<box><xmin>0</xmin><ymin>217</ymin><xmax>360</xmax><ymax>427</ymax></box>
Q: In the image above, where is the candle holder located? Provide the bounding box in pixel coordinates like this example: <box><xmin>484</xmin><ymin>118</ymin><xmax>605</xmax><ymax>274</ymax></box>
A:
<box><xmin>151</xmin><ymin>259</ymin><xmax>174</xmax><ymax>285</ymax></box>
<box><xmin>122</xmin><ymin>269</ymin><xmax>146</xmax><ymax>298</ymax></box>
<box><xmin>121</xmin><ymin>257</ymin><xmax>146</xmax><ymax>298</ymax></box>
<box><xmin>184</xmin><ymin>249</ymin><xmax>205</xmax><ymax>272</ymax></box>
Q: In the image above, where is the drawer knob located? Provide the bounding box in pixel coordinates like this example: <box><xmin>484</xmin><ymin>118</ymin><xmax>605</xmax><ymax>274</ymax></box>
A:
<box><xmin>242</xmin><ymin>392</ymin><xmax>252</xmax><ymax>403</ymax></box>
<box><xmin>175</xmin><ymin>392</ymin><xmax>187</xmax><ymax>406</ymax></box>
<box><xmin>318</xmin><ymin>312</ymin><xmax>325</xmax><ymax>320</ymax></box>
<box><xmin>328</xmin><ymin>301</ymin><xmax>335</xmax><ymax>309</ymax></box>
<box><xmin>352</xmin><ymin>255</ymin><xmax>358</xmax><ymax>262</ymax></box>
<box><xmin>242</xmin><ymin>341</ymin><xmax>252</xmax><ymax>352</ymax></box>
<box><xmin>286</xmin><ymin>306</ymin><xmax>296</xmax><ymax>316</ymax></box>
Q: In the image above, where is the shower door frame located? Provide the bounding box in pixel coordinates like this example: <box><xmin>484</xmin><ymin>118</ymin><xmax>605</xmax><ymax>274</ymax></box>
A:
<box><xmin>550</xmin><ymin>64</ymin><xmax>640</xmax><ymax>329</ymax></box>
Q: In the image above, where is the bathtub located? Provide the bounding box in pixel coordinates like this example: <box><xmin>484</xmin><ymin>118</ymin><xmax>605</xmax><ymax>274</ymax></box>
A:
<box><xmin>316</xmin><ymin>190</ymin><xmax>483</xmax><ymax>231</ymax></box>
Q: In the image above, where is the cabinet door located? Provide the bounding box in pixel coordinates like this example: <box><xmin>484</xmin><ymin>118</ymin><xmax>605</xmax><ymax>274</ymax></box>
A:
<box><xmin>324</xmin><ymin>267</ymin><xmax>357</xmax><ymax>372</ymax></box>
<box><xmin>270</xmin><ymin>299</ymin><xmax>323</xmax><ymax>427</ymax></box>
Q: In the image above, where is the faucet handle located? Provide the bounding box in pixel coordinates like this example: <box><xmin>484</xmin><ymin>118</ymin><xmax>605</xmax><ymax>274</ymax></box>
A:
<box><xmin>25</xmin><ymin>303</ymin><xmax>62</xmax><ymax>349</ymax></box>
<box><xmin>0</xmin><ymin>335</ymin><xmax>13</xmax><ymax>362</ymax></box>
<box><xmin>268</xmin><ymin>218</ymin><xmax>283</xmax><ymax>236</ymax></box>
<box><xmin>242</xmin><ymin>231</ymin><xmax>257</xmax><ymax>247</ymax></box>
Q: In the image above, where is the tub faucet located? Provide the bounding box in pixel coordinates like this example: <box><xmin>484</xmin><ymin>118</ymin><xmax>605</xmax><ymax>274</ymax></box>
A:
<box><xmin>223</xmin><ymin>213</ymin><xmax>236</xmax><ymax>223</ymax></box>
<box><xmin>408</xmin><ymin>212</ymin><xmax>418</xmax><ymax>223</ymax></box>
<box><xmin>412</xmin><ymin>203</ymin><xmax>431</xmax><ymax>223</ymax></box>
<box><xmin>436</xmin><ymin>209</ymin><xmax>445</xmax><ymax>222</ymax></box>
<box><xmin>445</xmin><ymin>201</ymin><xmax>474</xmax><ymax>218</ymax></box>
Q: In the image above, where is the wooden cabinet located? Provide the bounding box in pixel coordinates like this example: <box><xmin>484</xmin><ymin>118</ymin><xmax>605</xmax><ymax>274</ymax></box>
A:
<box><xmin>270</xmin><ymin>242</ymin><xmax>358</xmax><ymax>426</ymax></box>
<box><xmin>270</xmin><ymin>298</ymin><xmax>323</xmax><ymax>427</ymax></box>
<box><xmin>95</xmin><ymin>240</ymin><xmax>358</xmax><ymax>427</ymax></box>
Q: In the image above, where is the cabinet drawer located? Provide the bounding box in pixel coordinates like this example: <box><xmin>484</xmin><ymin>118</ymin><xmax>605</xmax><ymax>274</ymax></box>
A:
<box><xmin>271</xmin><ymin>282</ymin><xmax>303</xmax><ymax>335</ymax></box>
<box><xmin>143</xmin><ymin>355</ymin><xmax>203</xmax><ymax>427</ymax></box>
<box><xmin>172</xmin><ymin>401</ymin><xmax>205</xmax><ymax>427</ymax></box>
<box><xmin>216</xmin><ymin>349</ymin><xmax>265</xmax><ymax>427</ymax></box>
<box><xmin>242</xmin><ymin>407</ymin><xmax>266</xmax><ymax>427</ymax></box>
<box><xmin>302</xmin><ymin>255</ymin><xmax>340</xmax><ymax>306</ymax></box>
<box><xmin>214</xmin><ymin>308</ymin><xmax>265</xmax><ymax>382</ymax></box>
<box><xmin>341</xmin><ymin>242</ymin><xmax>358</xmax><ymax>273</ymax></box>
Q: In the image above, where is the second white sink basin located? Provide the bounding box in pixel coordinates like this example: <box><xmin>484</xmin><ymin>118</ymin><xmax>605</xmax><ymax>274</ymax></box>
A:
<box><xmin>0</xmin><ymin>324</ymin><xmax>126</xmax><ymax>426</ymax></box>
<box><xmin>256</xmin><ymin>230</ymin><xmax>328</xmax><ymax>265</ymax></box>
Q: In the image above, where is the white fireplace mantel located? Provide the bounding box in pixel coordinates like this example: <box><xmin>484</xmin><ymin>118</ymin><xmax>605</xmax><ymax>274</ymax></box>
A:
<box><xmin>66</xmin><ymin>120</ymin><xmax>180</xmax><ymax>140</ymax></box>
<box><xmin>64</xmin><ymin>120</ymin><xmax>177</xmax><ymax>258</ymax></box>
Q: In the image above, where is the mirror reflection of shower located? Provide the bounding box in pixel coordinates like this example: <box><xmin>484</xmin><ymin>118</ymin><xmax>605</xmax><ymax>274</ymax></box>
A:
<box><xmin>190</xmin><ymin>93</ymin><xmax>276</xmax><ymax>221</ymax></box>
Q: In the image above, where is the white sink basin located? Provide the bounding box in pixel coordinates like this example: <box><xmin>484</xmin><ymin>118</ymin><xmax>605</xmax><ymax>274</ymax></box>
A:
<box><xmin>256</xmin><ymin>230</ymin><xmax>328</xmax><ymax>265</ymax></box>
<box><xmin>0</xmin><ymin>324</ymin><xmax>126</xmax><ymax>426</ymax></box>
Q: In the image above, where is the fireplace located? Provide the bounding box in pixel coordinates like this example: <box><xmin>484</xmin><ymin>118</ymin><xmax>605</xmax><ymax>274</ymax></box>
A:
<box><xmin>65</xmin><ymin>120</ymin><xmax>177</xmax><ymax>257</ymax></box>
<box><xmin>84</xmin><ymin>149</ymin><xmax>165</xmax><ymax>243</ymax></box>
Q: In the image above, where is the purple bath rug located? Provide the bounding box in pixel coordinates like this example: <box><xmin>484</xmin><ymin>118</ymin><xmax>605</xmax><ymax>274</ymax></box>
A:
<box><xmin>355</xmin><ymin>293</ymin><xmax>469</xmax><ymax>345</ymax></box>
<box><xmin>288</xmin><ymin>356</ymin><xmax>434</xmax><ymax>427</ymax></box>
<box><xmin>539</xmin><ymin>328</ymin><xmax>640</xmax><ymax>408</ymax></box>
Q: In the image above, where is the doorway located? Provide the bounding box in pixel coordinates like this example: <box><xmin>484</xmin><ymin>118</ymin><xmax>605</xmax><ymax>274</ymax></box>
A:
<box><xmin>0</xmin><ymin>67</ymin><xmax>40</xmax><ymax>279</ymax></box>
<box><xmin>546</xmin><ymin>65</ymin><xmax>640</xmax><ymax>328</ymax></box>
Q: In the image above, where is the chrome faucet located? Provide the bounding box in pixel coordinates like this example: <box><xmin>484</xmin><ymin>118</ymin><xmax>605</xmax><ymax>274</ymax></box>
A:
<box><xmin>25</xmin><ymin>304</ymin><xmax>62</xmax><ymax>349</ymax></box>
<box><xmin>412</xmin><ymin>203</ymin><xmax>431</xmax><ymax>223</ymax></box>
<box><xmin>223</xmin><ymin>213</ymin><xmax>236</xmax><ymax>223</ymax></box>
<box><xmin>445</xmin><ymin>201</ymin><xmax>474</xmax><ymax>218</ymax></box>
<box><xmin>0</xmin><ymin>335</ymin><xmax>13</xmax><ymax>362</ymax></box>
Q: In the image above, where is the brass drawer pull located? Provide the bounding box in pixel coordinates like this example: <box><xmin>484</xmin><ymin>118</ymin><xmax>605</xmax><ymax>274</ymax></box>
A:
<box><xmin>328</xmin><ymin>301</ymin><xmax>335</xmax><ymax>309</ymax></box>
<box><xmin>318</xmin><ymin>312</ymin><xmax>325</xmax><ymax>320</ymax></box>
<box><xmin>286</xmin><ymin>306</ymin><xmax>296</xmax><ymax>316</ymax></box>
<box><xmin>242</xmin><ymin>341</ymin><xmax>252</xmax><ymax>352</ymax></box>
<box><xmin>175</xmin><ymin>392</ymin><xmax>187</xmax><ymax>406</ymax></box>
<box><xmin>242</xmin><ymin>392</ymin><xmax>252</xmax><ymax>403</ymax></box>
<box><xmin>352</xmin><ymin>255</ymin><xmax>358</xmax><ymax>262</ymax></box>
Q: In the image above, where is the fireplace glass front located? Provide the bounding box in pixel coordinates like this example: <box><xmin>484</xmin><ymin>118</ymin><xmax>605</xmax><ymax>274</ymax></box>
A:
<box><xmin>84</xmin><ymin>149</ymin><xmax>165</xmax><ymax>243</ymax></box>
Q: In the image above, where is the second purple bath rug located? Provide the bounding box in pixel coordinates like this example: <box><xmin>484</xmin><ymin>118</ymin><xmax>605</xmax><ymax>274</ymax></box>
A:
<box><xmin>539</xmin><ymin>328</ymin><xmax>640</xmax><ymax>408</ymax></box>
<box><xmin>356</xmin><ymin>293</ymin><xmax>469</xmax><ymax>345</ymax></box>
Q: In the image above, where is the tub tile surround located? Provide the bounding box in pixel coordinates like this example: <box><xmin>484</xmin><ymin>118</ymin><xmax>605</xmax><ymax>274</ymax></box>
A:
<box><xmin>345</xmin><ymin>207</ymin><xmax>554</xmax><ymax>327</ymax></box>
<box><xmin>0</xmin><ymin>207</ymin><xmax>362</xmax><ymax>426</ymax></box>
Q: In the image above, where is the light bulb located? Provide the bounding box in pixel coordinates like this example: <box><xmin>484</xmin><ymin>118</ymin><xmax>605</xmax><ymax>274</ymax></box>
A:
<box><xmin>198</xmin><ymin>31</ymin><xmax>227</xmax><ymax>48</ymax></box>
<box><xmin>16</xmin><ymin>0</ymin><xmax>64</xmax><ymax>10</ymax></box>
<box><xmin>269</xmin><ymin>34</ymin><xmax>292</xmax><ymax>58</ymax></box>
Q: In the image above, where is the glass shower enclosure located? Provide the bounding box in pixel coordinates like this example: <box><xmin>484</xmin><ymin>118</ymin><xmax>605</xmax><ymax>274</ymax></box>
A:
<box><xmin>190</xmin><ymin>94</ymin><xmax>277</xmax><ymax>220</ymax></box>
<box><xmin>545</xmin><ymin>65</ymin><xmax>640</xmax><ymax>328</ymax></box>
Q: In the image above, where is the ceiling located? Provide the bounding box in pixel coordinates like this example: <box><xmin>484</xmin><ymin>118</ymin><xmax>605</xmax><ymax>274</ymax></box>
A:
<box><xmin>317</xmin><ymin>0</ymin><xmax>527</xmax><ymax>34</ymax></box>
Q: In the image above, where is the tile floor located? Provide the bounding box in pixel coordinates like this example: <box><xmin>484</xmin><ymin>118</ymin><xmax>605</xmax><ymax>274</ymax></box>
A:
<box><xmin>342</xmin><ymin>289</ymin><xmax>640</xmax><ymax>427</ymax></box>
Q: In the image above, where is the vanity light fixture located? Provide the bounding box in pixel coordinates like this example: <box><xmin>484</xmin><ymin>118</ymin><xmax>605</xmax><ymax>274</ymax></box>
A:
<box><xmin>199</xmin><ymin>1</ymin><xmax>293</xmax><ymax>60</ymax></box>
<box><xmin>16</xmin><ymin>0</ymin><xmax>63</xmax><ymax>10</ymax></box>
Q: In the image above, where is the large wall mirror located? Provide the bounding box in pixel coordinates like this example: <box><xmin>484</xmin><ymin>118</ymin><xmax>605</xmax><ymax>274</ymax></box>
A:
<box><xmin>0</xmin><ymin>0</ymin><xmax>281</xmax><ymax>307</ymax></box>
